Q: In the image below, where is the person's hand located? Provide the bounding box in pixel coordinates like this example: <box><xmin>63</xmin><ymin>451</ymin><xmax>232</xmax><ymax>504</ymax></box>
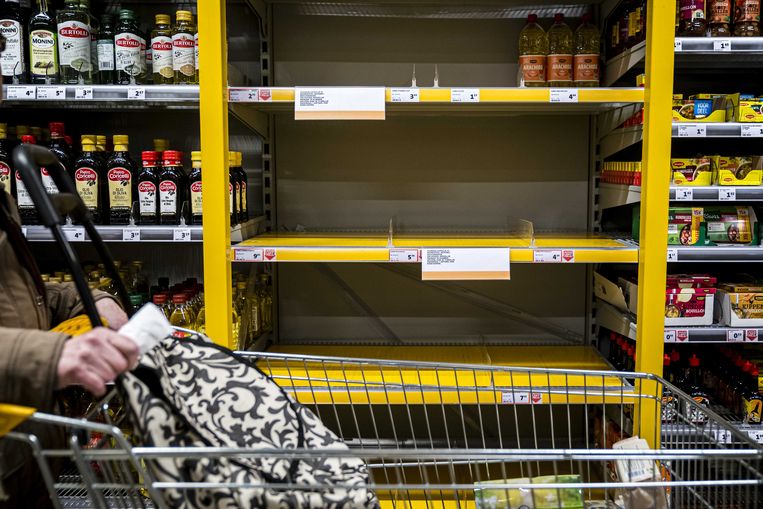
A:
<box><xmin>96</xmin><ymin>298</ymin><xmax>128</xmax><ymax>330</ymax></box>
<box><xmin>56</xmin><ymin>327</ymin><xmax>139</xmax><ymax>396</ymax></box>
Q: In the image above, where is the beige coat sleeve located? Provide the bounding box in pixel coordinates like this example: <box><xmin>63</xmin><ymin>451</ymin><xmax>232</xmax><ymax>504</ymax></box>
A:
<box><xmin>45</xmin><ymin>283</ymin><xmax>121</xmax><ymax>326</ymax></box>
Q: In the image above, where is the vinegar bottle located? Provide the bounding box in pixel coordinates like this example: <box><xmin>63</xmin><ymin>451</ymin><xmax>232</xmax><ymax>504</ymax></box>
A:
<box><xmin>518</xmin><ymin>14</ymin><xmax>547</xmax><ymax>87</ymax></box>
<box><xmin>547</xmin><ymin>13</ymin><xmax>574</xmax><ymax>88</ymax></box>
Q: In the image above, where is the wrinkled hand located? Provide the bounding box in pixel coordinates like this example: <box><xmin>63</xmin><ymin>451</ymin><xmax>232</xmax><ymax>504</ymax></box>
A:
<box><xmin>56</xmin><ymin>327</ymin><xmax>139</xmax><ymax>396</ymax></box>
<box><xmin>96</xmin><ymin>298</ymin><xmax>128</xmax><ymax>330</ymax></box>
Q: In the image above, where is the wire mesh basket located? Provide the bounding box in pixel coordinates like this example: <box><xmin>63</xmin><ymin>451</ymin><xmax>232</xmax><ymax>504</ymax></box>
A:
<box><xmin>2</xmin><ymin>351</ymin><xmax>761</xmax><ymax>508</ymax></box>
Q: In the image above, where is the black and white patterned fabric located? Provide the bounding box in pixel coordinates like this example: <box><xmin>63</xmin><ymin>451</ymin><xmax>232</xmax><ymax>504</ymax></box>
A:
<box><xmin>119</xmin><ymin>336</ymin><xmax>378</xmax><ymax>508</ymax></box>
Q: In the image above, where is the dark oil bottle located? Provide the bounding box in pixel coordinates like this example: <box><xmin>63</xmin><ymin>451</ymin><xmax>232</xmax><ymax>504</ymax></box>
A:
<box><xmin>28</xmin><ymin>0</ymin><xmax>58</xmax><ymax>84</ymax></box>
<box><xmin>96</xmin><ymin>13</ymin><xmax>115</xmax><ymax>84</ymax></box>
<box><xmin>0</xmin><ymin>124</ymin><xmax>13</xmax><ymax>199</ymax></box>
<box><xmin>48</xmin><ymin>122</ymin><xmax>71</xmax><ymax>173</ymax></box>
<box><xmin>0</xmin><ymin>0</ymin><xmax>27</xmax><ymax>84</ymax></box>
<box><xmin>106</xmin><ymin>134</ymin><xmax>136</xmax><ymax>225</ymax></box>
<box><xmin>16</xmin><ymin>135</ymin><xmax>40</xmax><ymax>224</ymax></box>
<box><xmin>137</xmin><ymin>150</ymin><xmax>160</xmax><ymax>225</ymax></box>
<box><xmin>189</xmin><ymin>150</ymin><xmax>202</xmax><ymax>225</ymax></box>
<box><xmin>158</xmin><ymin>150</ymin><xmax>185</xmax><ymax>225</ymax></box>
<box><xmin>73</xmin><ymin>134</ymin><xmax>105</xmax><ymax>223</ymax></box>
<box><xmin>232</xmin><ymin>151</ymin><xmax>248</xmax><ymax>222</ymax></box>
<box><xmin>227</xmin><ymin>151</ymin><xmax>238</xmax><ymax>225</ymax></box>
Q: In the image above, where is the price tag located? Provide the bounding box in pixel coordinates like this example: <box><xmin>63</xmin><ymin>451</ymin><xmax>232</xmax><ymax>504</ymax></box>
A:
<box><xmin>389</xmin><ymin>249</ymin><xmax>420</xmax><ymax>262</ymax></box>
<box><xmin>745</xmin><ymin>329</ymin><xmax>759</xmax><ymax>342</ymax></box>
<box><xmin>502</xmin><ymin>391</ymin><xmax>542</xmax><ymax>404</ymax></box>
<box><xmin>674</xmin><ymin>188</ymin><xmax>693</xmax><ymax>201</ymax></box>
<box><xmin>21</xmin><ymin>227</ymin><xmax>27</xmax><ymax>237</ymax></box>
<box><xmin>228</xmin><ymin>88</ymin><xmax>259</xmax><ymax>102</ymax></box>
<box><xmin>718</xmin><ymin>188</ymin><xmax>736</xmax><ymax>201</ymax></box>
<box><xmin>664</xmin><ymin>330</ymin><xmax>676</xmax><ymax>343</ymax></box>
<box><xmin>122</xmin><ymin>228</ymin><xmax>141</xmax><ymax>242</ymax></box>
<box><xmin>712</xmin><ymin>429</ymin><xmax>731</xmax><ymax>444</ymax></box>
<box><xmin>713</xmin><ymin>39</ymin><xmax>732</xmax><ymax>52</ymax></box>
<box><xmin>533</xmin><ymin>249</ymin><xmax>562</xmax><ymax>263</ymax></box>
<box><xmin>550</xmin><ymin>89</ymin><xmax>579</xmax><ymax>103</ymax></box>
<box><xmin>451</xmin><ymin>88</ymin><xmax>480</xmax><ymax>103</ymax></box>
<box><xmin>667</xmin><ymin>248</ymin><xmax>679</xmax><ymax>262</ymax></box>
<box><xmin>6</xmin><ymin>85</ymin><xmax>36</xmax><ymax>100</ymax></box>
<box><xmin>233</xmin><ymin>248</ymin><xmax>264</xmax><ymax>262</ymax></box>
<box><xmin>747</xmin><ymin>430</ymin><xmax>763</xmax><ymax>443</ymax></box>
<box><xmin>421</xmin><ymin>248</ymin><xmax>510</xmax><ymax>280</ymax></box>
<box><xmin>727</xmin><ymin>329</ymin><xmax>745</xmax><ymax>342</ymax></box>
<box><xmin>127</xmin><ymin>87</ymin><xmax>146</xmax><ymax>100</ymax></box>
<box><xmin>74</xmin><ymin>86</ymin><xmax>93</xmax><ymax>100</ymax></box>
<box><xmin>390</xmin><ymin>88</ymin><xmax>420</xmax><ymax>103</ymax></box>
<box><xmin>678</xmin><ymin>124</ymin><xmax>706</xmax><ymax>137</ymax></box>
<box><xmin>676</xmin><ymin>330</ymin><xmax>690</xmax><ymax>342</ymax></box>
<box><xmin>674</xmin><ymin>39</ymin><xmax>683</xmax><ymax>52</ymax></box>
<box><xmin>36</xmin><ymin>86</ymin><xmax>66</xmax><ymax>99</ymax></box>
<box><xmin>173</xmin><ymin>228</ymin><xmax>192</xmax><ymax>241</ymax></box>
<box><xmin>64</xmin><ymin>227</ymin><xmax>85</xmax><ymax>242</ymax></box>
<box><xmin>741</xmin><ymin>124</ymin><xmax>763</xmax><ymax>137</ymax></box>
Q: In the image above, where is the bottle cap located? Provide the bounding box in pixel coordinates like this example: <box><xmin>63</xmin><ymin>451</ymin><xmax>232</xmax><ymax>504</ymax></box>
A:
<box><xmin>228</xmin><ymin>151</ymin><xmax>235</xmax><ymax>165</ymax></box>
<box><xmin>670</xmin><ymin>349</ymin><xmax>680</xmax><ymax>362</ymax></box>
<box><xmin>119</xmin><ymin>9</ymin><xmax>136</xmax><ymax>20</ymax></box>
<box><xmin>554</xmin><ymin>12</ymin><xmax>564</xmax><ymax>22</ymax></box>
<box><xmin>21</xmin><ymin>135</ymin><xmax>37</xmax><ymax>144</ymax></box>
<box><xmin>153</xmin><ymin>294</ymin><xmax>167</xmax><ymax>304</ymax></box>
<box><xmin>176</xmin><ymin>10</ymin><xmax>193</xmax><ymax>22</ymax></box>
<box><xmin>113</xmin><ymin>134</ymin><xmax>129</xmax><ymax>145</ymax></box>
<box><xmin>142</xmin><ymin>150</ymin><xmax>160</xmax><ymax>164</ymax></box>
<box><xmin>153</xmin><ymin>138</ymin><xmax>170</xmax><ymax>152</ymax></box>
<box><xmin>49</xmin><ymin>122</ymin><xmax>65</xmax><ymax>137</ymax></box>
<box><xmin>172</xmin><ymin>294</ymin><xmax>186</xmax><ymax>304</ymax></box>
<box><xmin>81</xmin><ymin>134</ymin><xmax>97</xmax><ymax>146</ymax></box>
<box><xmin>101</xmin><ymin>13</ymin><xmax>114</xmax><ymax>24</ymax></box>
<box><xmin>236</xmin><ymin>281</ymin><xmax>247</xmax><ymax>289</ymax></box>
<box><xmin>527</xmin><ymin>14</ymin><xmax>538</xmax><ymax>23</ymax></box>
<box><xmin>129</xmin><ymin>294</ymin><xmax>143</xmax><ymax>306</ymax></box>
<box><xmin>744</xmin><ymin>360</ymin><xmax>753</xmax><ymax>373</ymax></box>
<box><xmin>155</xmin><ymin>14</ymin><xmax>171</xmax><ymax>25</ymax></box>
<box><xmin>235</xmin><ymin>151</ymin><xmax>243</xmax><ymax>166</ymax></box>
<box><xmin>689</xmin><ymin>354</ymin><xmax>700</xmax><ymax>368</ymax></box>
<box><xmin>191</xmin><ymin>151</ymin><xmax>202</xmax><ymax>161</ymax></box>
<box><xmin>163</xmin><ymin>150</ymin><xmax>182</xmax><ymax>165</ymax></box>
<box><xmin>663</xmin><ymin>354</ymin><xmax>671</xmax><ymax>367</ymax></box>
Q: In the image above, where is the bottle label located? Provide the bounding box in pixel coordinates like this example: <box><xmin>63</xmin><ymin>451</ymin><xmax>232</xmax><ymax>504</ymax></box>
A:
<box><xmin>138</xmin><ymin>181</ymin><xmax>157</xmax><ymax>216</ymax></box>
<box><xmin>736</xmin><ymin>0</ymin><xmax>761</xmax><ymax>22</ymax></box>
<box><xmin>97</xmin><ymin>40</ymin><xmax>115</xmax><ymax>71</ymax></box>
<box><xmin>30</xmin><ymin>29</ymin><xmax>57</xmax><ymax>77</ymax></box>
<box><xmin>194</xmin><ymin>32</ymin><xmax>199</xmax><ymax>71</ymax></box>
<box><xmin>40</xmin><ymin>167</ymin><xmax>58</xmax><ymax>194</ymax></box>
<box><xmin>711</xmin><ymin>0</ymin><xmax>732</xmax><ymax>22</ymax></box>
<box><xmin>680</xmin><ymin>1</ymin><xmax>706</xmax><ymax>20</ymax></box>
<box><xmin>15</xmin><ymin>171</ymin><xmax>32</xmax><ymax>207</ymax></box>
<box><xmin>172</xmin><ymin>33</ymin><xmax>195</xmax><ymax>76</ymax></box>
<box><xmin>108</xmin><ymin>167</ymin><xmax>132</xmax><ymax>208</ymax></box>
<box><xmin>229</xmin><ymin>182</ymin><xmax>234</xmax><ymax>214</ymax></box>
<box><xmin>190</xmin><ymin>181</ymin><xmax>202</xmax><ymax>214</ymax></box>
<box><xmin>0</xmin><ymin>19</ymin><xmax>25</xmax><ymax>77</ymax></box>
<box><xmin>151</xmin><ymin>36</ymin><xmax>173</xmax><ymax>78</ymax></box>
<box><xmin>519</xmin><ymin>55</ymin><xmax>546</xmax><ymax>84</ymax></box>
<box><xmin>0</xmin><ymin>161</ymin><xmax>11</xmax><ymax>193</ymax></box>
<box><xmin>139</xmin><ymin>35</ymin><xmax>147</xmax><ymax>73</ymax></box>
<box><xmin>74</xmin><ymin>167</ymin><xmax>98</xmax><ymax>208</ymax></box>
<box><xmin>58</xmin><ymin>21</ymin><xmax>91</xmax><ymax>70</ymax></box>
<box><xmin>240</xmin><ymin>181</ymin><xmax>247</xmax><ymax>212</ymax></box>
<box><xmin>547</xmin><ymin>54</ymin><xmax>573</xmax><ymax>82</ymax></box>
<box><xmin>628</xmin><ymin>10</ymin><xmax>640</xmax><ymax>36</ymax></box>
<box><xmin>746</xmin><ymin>397</ymin><xmax>762</xmax><ymax>424</ymax></box>
<box><xmin>115</xmin><ymin>32</ymin><xmax>143</xmax><ymax>75</ymax></box>
<box><xmin>574</xmin><ymin>54</ymin><xmax>600</xmax><ymax>84</ymax></box>
<box><xmin>159</xmin><ymin>180</ymin><xmax>177</xmax><ymax>214</ymax></box>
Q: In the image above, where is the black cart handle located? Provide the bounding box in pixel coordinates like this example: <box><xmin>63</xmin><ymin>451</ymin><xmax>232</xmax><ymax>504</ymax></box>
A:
<box><xmin>12</xmin><ymin>144</ymin><xmax>135</xmax><ymax>328</ymax></box>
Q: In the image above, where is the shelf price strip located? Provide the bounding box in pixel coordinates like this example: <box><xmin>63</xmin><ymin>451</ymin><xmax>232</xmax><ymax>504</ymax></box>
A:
<box><xmin>450</xmin><ymin>89</ymin><xmax>479</xmax><ymax>103</ymax></box>
<box><xmin>718</xmin><ymin>188</ymin><xmax>736</xmax><ymax>201</ymax></box>
<box><xmin>127</xmin><ymin>87</ymin><xmax>146</xmax><ymax>100</ymax></box>
<box><xmin>64</xmin><ymin>227</ymin><xmax>85</xmax><ymax>242</ymax></box>
<box><xmin>233</xmin><ymin>248</ymin><xmax>264</xmax><ymax>262</ymax></box>
<box><xmin>75</xmin><ymin>87</ymin><xmax>93</xmax><ymax>100</ymax></box>
<box><xmin>677</xmin><ymin>124</ymin><xmax>706</xmax><ymax>137</ymax></box>
<box><xmin>389</xmin><ymin>249</ymin><xmax>420</xmax><ymax>262</ymax></box>
<box><xmin>675</xmin><ymin>188</ymin><xmax>693</xmax><ymax>201</ymax></box>
<box><xmin>173</xmin><ymin>228</ymin><xmax>192</xmax><ymax>242</ymax></box>
<box><xmin>36</xmin><ymin>86</ymin><xmax>66</xmax><ymax>100</ymax></box>
<box><xmin>713</xmin><ymin>39</ymin><xmax>732</xmax><ymax>52</ymax></box>
<box><xmin>741</xmin><ymin>124</ymin><xmax>763</xmax><ymax>138</ymax></box>
<box><xmin>664</xmin><ymin>329</ymin><xmax>689</xmax><ymax>343</ymax></box>
<box><xmin>6</xmin><ymin>85</ymin><xmax>36</xmax><ymax>100</ymax></box>
<box><xmin>533</xmin><ymin>249</ymin><xmax>575</xmax><ymax>263</ymax></box>
<box><xmin>667</xmin><ymin>248</ymin><xmax>678</xmax><ymax>262</ymax></box>
<box><xmin>390</xmin><ymin>88</ymin><xmax>420</xmax><ymax>103</ymax></box>
<box><xmin>501</xmin><ymin>391</ymin><xmax>543</xmax><ymax>404</ymax></box>
<box><xmin>674</xmin><ymin>40</ymin><xmax>683</xmax><ymax>52</ymax></box>
<box><xmin>421</xmin><ymin>248</ymin><xmax>510</xmax><ymax>280</ymax></box>
<box><xmin>122</xmin><ymin>228</ymin><xmax>141</xmax><ymax>242</ymax></box>
<box><xmin>294</xmin><ymin>87</ymin><xmax>386</xmax><ymax>120</ymax></box>
<box><xmin>549</xmin><ymin>89</ymin><xmax>578</xmax><ymax>103</ymax></box>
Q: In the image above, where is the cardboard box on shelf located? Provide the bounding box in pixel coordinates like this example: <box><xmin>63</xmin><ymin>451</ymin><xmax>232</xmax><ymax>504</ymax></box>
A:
<box><xmin>717</xmin><ymin>288</ymin><xmax>763</xmax><ymax>327</ymax></box>
<box><xmin>713</xmin><ymin>156</ymin><xmax>763</xmax><ymax>186</ymax></box>
<box><xmin>671</xmin><ymin>157</ymin><xmax>714</xmax><ymax>186</ymax></box>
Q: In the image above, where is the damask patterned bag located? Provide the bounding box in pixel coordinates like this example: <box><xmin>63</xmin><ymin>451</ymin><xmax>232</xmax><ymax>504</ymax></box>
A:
<box><xmin>119</xmin><ymin>335</ymin><xmax>379</xmax><ymax>509</ymax></box>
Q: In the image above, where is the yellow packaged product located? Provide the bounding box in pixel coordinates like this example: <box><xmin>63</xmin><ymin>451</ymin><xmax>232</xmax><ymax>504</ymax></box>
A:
<box><xmin>672</xmin><ymin>93</ymin><xmax>739</xmax><ymax>123</ymax></box>
<box><xmin>739</xmin><ymin>98</ymin><xmax>763</xmax><ymax>123</ymax></box>
<box><xmin>671</xmin><ymin>157</ymin><xmax>714</xmax><ymax>186</ymax></box>
<box><xmin>714</xmin><ymin>156</ymin><xmax>763</xmax><ymax>186</ymax></box>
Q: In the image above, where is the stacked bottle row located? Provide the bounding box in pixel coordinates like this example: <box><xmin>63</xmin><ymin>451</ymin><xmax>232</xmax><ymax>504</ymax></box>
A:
<box><xmin>518</xmin><ymin>12</ymin><xmax>601</xmax><ymax>88</ymax></box>
<box><xmin>0</xmin><ymin>0</ymin><xmax>198</xmax><ymax>85</ymax></box>
<box><xmin>604</xmin><ymin>0</ymin><xmax>647</xmax><ymax>60</ymax></box>
<box><xmin>676</xmin><ymin>1</ymin><xmax>760</xmax><ymax>37</ymax></box>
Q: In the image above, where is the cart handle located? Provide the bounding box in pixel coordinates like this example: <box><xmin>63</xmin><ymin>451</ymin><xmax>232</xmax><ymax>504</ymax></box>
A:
<box><xmin>0</xmin><ymin>403</ymin><xmax>35</xmax><ymax>437</ymax></box>
<box><xmin>12</xmin><ymin>144</ymin><xmax>134</xmax><ymax>327</ymax></box>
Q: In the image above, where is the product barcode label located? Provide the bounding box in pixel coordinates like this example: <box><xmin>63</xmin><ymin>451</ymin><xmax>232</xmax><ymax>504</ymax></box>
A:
<box><xmin>233</xmin><ymin>248</ymin><xmax>264</xmax><ymax>262</ymax></box>
<box><xmin>741</xmin><ymin>124</ymin><xmax>763</xmax><ymax>137</ymax></box>
<box><xmin>64</xmin><ymin>227</ymin><xmax>85</xmax><ymax>242</ymax></box>
<box><xmin>674</xmin><ymin>188</ymin><xmax>693</xmax><ymax>201</ymax></box>
<box><xmin>674</xmin><ymin>39</ymin><xmax>683</xmax><ymax>52</ymax></box>
<box><xmin>718</xmin><ymin>188</ymin><xmax>736</xmax><ymax>201</ymax></box>
<box><xmin>390</xmin><ymin>88</ymin><xmax>420</xmax><ymax>103</ymax></box>
<box><xmin>122</xmin><ymin>228</ymin><xmax>141</xmax><ymax>242</ymax></box>
<box><xmin>550</xmin><ymin>89</ymin><xmax>579</xmax><ymax>103</ymax></box>
<box><xmin>450</xmin><ymin>88</ymin><xmax>479</xmax><ymax>103</ymax></box>
<box><xmin>389</xmin><ymin>249</ymin><xmax>420</xmax><ymax>262</ymax></box>
<box><xmin>173</xmin><ymin>228</ymin><xmax>192</xmax><ymax>241</ymax></box>
<box><xmin>727</xmin><ymin>329</ymin><xmax>745</xmax><ymax>342</ymax></box>
<box><xmin>678</xmin><ymin>124</ymin><xmax>706</xmax><ymax>137</ymax></box>
<box><xmin>667</xmin><ymin>248</ymin><xmax>679</xmax><ymax>262</ymax></box>
<box><xmin>533</xmin><ymin>250</ymin><xmax>562</xmax><ymax>263</ymax></box>
<box><xmin>36</xmin><ymin>86</ymin><xmax>66</xmax><ymax>99</ymax></box>
<box><xmin>127</xmin><ymin>87</ymin><xmax>146</xmax><ymax>100</ymax></box>
<box><xmin>6</xmin><ymin>85</ymin><xmax>36</xmax><ymax>100</ymax></box>
<box><xmin>228</xmin><ymin>88</ymin><xmax>259</xmax><ymax>102</ymax></box>
<box><xmin>713</xmin><ymin>39</ymin><xmax>732</xmax><ymax>52</ymax></box>
<box><xmin>74</xmin><ymin>87</ymin><xmax>93</xmax><ymax>100</ymax></box>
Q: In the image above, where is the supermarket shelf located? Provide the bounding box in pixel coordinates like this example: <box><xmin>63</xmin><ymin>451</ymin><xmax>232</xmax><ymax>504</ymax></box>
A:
<box><xmin>600</xmin><ymin>125</ymin><xmax>643</xmax><ymax>158</ymax></box>
<box><xmin>597</xmin><ymin>300</ymin><xmax>637</xmax><ymax>340</ymax></box>
<box><xmin>258</xmin><ymin>345</ymin><xmax>632</xmax><ymax>406</ymax></box>
<box><xmin>604</xmin><ymin>41</ymin><xmax>646</xmax><ymax>87</ymax></box>
<box><xmin>669</xmin><ymin>186</ymin><xmax>763</xmax><ymax>201</ymax></box>
<box><xmin>672</xmin><ymin>122</ymin><xmax>763</xmax><ymax>138</ymax></box>
<box><xmin>675</xmin><ymin>36</ymin><xmax>763</xmax><ymax>55</ymax></box>
<box><xmin>1</xmin><ymin>85</ymin><xmax>199</xmax><ymax>108</ymax></box>
<box><xmin>232</xmin><ymin>232</ymin><xmax>639</xmax><ymax>264</ymax></box>
<box><xmin>668</xmin><ymin>246</ymin><xmax>763</xmax><ymax>262</ymax></box>
<box><xmin>599</xmin><ymin>183</ymin><xmax>641</xmax><ymax>209</ymax></box>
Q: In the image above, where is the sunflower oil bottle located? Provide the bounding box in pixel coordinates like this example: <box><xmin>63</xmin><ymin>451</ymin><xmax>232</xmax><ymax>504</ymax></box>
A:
<box><xmin>547</xmin><ymin>13</ymin><xmax>574</xmax><ymax>87</ymax></box>
<box><xmin>518</xmin><ymin>13</ymin><xmax>547</xmax><ymax>87</ymax></box>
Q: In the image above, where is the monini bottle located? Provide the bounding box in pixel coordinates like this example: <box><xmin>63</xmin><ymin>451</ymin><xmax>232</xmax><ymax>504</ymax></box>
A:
<box><xmin>0</xmin><ymin>0</ymin><xmax>27</xmax><ymax>84</ymax></box>
<box><xmin>28</xmin><ymin>0</ymin><xmax>58</xmax><ymax>84</ymax></box>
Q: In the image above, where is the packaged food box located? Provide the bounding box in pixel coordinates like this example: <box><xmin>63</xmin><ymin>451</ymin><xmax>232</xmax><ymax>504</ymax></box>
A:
<box><xmin>672</xmin><ymin>93</ymin><xmax>739</xmax><ymax>123</ymax></box>
<box><xmin>474</xmin><ymin>475</ymin><xmax>584</xmax><ymax>509</ymax></box>
<box><xmin>717</xmin><ymin>289</ymin><xmax>763</xmax><ymax>327</ymax></box>
<box><xmin>719</xmin><ymin>283</ymin><xmax>763</xmax><ymax>292</ymax></box>
<box><xmin>667</xmin><ymin>274</ymin><xmax>717</xmax><ymax>288</ymax></box>
<box><xmin>714</xmin><ymin>155</ymin><xmax>763</xmax><ymax>186</ymax></box>
<box><xmin>671</xmin><ymin>157</ymin><xmax>714</xmax><ymax>186</ymax></box>
<box><xmin>703</xmin><ymin>206</ymin><xmax>758</xmax><ymax>245</ymax></box>
<box><xmin>667</xmin><ymin>207</ymin><xmax>704</xmax><ymax>246</ymax></box>
<box><xmin>665</xmin><ymin>287</ymin><xmax>715</xmax><ymax>326</ymax></box>
<box><xmin>739</xmin><ymin>98</ymin><xmax>763</xmax><ymax>123</ymax></box>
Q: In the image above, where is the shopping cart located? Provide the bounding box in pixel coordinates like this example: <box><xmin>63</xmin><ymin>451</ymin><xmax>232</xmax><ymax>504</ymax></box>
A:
<box><xmin>2</xmin><ymin>145</ymin><xmax>762</xmax><ymax>508</ymax></box>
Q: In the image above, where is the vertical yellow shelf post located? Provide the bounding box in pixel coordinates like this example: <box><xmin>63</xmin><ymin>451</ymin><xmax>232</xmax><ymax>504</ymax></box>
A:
<box><xmin>635</xmin><ymin>0</ymin><xmax>675</xmax><ymax>447</ymax></box>
<box><xmin>199</xmin><ymin>0</ymin><xmax>233</xmax><ymax>348</ymax></box>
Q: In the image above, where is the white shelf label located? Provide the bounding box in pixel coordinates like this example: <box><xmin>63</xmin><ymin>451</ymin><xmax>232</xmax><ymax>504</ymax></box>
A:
<box><xmin>718</xmin><ymin>188</ymin><xmax>736</xmax><ymax>201</ymax></box>
<box><xmin>534</xmin><ymin>249</ymin><xmax>562</xmax><ymax>263</ymax></box>
<box><xmin>550</xmin><ymin>89</ymin><xmax>579</xmax><ymax>103</ymax></box>
<box><xmin>667</xmin><ymin>248</ymin><xmax>679</xmax><ymax>262</ymax></box>
<box><xmin>664</xmin><ymin>330</ymin><xmax>676</xmax><ymax>343</ymax></box>
<box><xmin>21</xmin><ymin>227</ymin><xmax>27</xmax><ymax>237</ymax></box>
<box><xmin>74</xmin><ymin>86</ymin><xmax>93</xmax><ymax>100</ymax></box>
<box><xmin>390</xmin><ymin>88</ymin><xmax>420</xmax><ymax>103</ymax></box>
<box><xmin>6</xmin><ymin>85</ymin><xmax>36</xmax><ymax>100</ymax></box>
<box><xmin>712</xmin><ymin>429</ymin><xmax>731</xmax><ymax>444</ymax></box>
<box><xmin>233</xmin><ymin>248</ymin><xmax>264</xmax><ymax>262</ymax></box>
<box><xmin>64</xmin><ymin>227</ymin><xmax>85</xmax><ymax>242</ymax></box>
<box><xmin>122</xmin><ymin>228</ymin><xmax>141</xmax><ymax>242</ymax></box>
<box><xmin>674</xmin><ymin>188</ymin><xmax>693</xmax><ymax>201</ymax></box>
<box><xmin>229</xmin><ymin>88</ymin><xmax>259</xmax><ymax>102</ymax></box>
<box><xmin>747</xmin><ymin>429</ymin><xmax>763</xmax><ymax>443</ymax></box>
<box><xmin>36</xmin><ymin>86</ymin><xmax>66</xmax><ymax>100</ymax></box>
<box><xmin>501</xmin><ymin>391</ymin><xmax>543</xmax><ymax>404</ymax></box>
<box><xmin>745</xmin><ymin>329</ymin><xmax>759</xmax><ymax>342</ymax></box>
<box><xmin>674</xmin><ymin>39</ymin><xmax>683</xmax><ymax>52</ymax></box>
<box><xmin>678</xmin><ymin>124</ymin><xmax>706</xmax><ymax>137</ymax></box>
<box><xmin>741</xmin><ymin>124</ymin><xmax>763</xmax><ymax>137</ymax></box>
<box><xmin>173</xmin><ymin>228</ymin><xmax>192</xmax><ymax>242</ymax></box>
<box><xmin>127</xmin><ymin>87</ymin><xmax>146</xmax><ymax>100</ymax></box>
<box><xmin>727</xmin><ymin>329</ymin><xmax>745</xmax><ymax>342</ymax></box>
<box><xmin>451</xmin><ymin>88</ymin><xmax>479</xmax><ymax>103</ymax></box>
<box><xmin>421</xmin><ymin>248</ymin><xmax>510</xmax><ymax>280</ymax></box>
<box><xmin>713</xmin><ymin>39</ymin><xmax>732</xmax><ymax>52</ymax></box>
<box><xmin>295</xmin><ymin>87</ymin><xmax>386</xmax><ymax>120</ymax></box>
<box><xmin>389</xmin><ymin>249</ymin><xmax>420</xmax><ymax>262</ymax></box>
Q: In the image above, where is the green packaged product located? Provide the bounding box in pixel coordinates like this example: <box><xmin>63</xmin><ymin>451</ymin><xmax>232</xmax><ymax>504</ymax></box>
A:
<box><xmin>474</xmin><ymin>474</ymin><xmax>584</xmax><ymax>509</ymax></box>
<box><xmin>703</xmin><ymin>206</ymin><xmax>757</xmax><ymax>244</ymax></box>
<box><xmin>667</xmin><ymin>207</ymin><xmax>703</xmax><ymax>246</ymax></box>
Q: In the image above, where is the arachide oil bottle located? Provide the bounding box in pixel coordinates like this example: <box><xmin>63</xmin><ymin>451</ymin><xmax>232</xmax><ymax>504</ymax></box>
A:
<box><xmin>518</xmin><ymin>14</ymin><xmax>547</xmax><ymax>87</ymax></box>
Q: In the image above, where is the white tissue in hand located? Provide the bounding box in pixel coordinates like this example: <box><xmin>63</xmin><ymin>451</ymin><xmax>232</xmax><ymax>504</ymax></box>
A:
<box><xmin>119</xmin><ymin>303</ymin><xmax>174</xmax><ymax>354</ymax></box>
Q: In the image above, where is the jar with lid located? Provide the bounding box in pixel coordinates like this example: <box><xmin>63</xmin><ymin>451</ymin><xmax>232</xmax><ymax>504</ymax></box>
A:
<box><xmin>678</xmin><ymin>1</ymin><xmax>707</xmax><ymax>36</ymax></box>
